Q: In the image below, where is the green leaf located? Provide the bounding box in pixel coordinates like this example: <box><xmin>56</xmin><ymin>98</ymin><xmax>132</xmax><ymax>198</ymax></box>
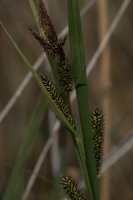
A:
<box><xmin>29</xmin><ymin>0</ymin><xmax>41</xmax><ymax>33</ymax></box>
<box><xmin>2</xmin><ymin>99</ymin><xmax>47</xmax><ymax>200</ymax></box>
<box><xmin>67</xmin><ymin>0</ymin><xmax>100</xmax><ymax>199</ymax></box>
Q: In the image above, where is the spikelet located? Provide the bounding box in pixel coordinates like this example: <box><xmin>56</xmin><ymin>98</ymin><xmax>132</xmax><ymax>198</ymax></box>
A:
<box><xmin>29</xmin><ymin>28</ymin><xmax>55</xmax><ymax>59</ymax></box>
<box><xmin>40</xmin><ymin>75</ymin><xmax>76</xmax><ymax>129</ymax></box>
<box><xmin>47</xmin><ymin>40</ymin><xmax>74</xmax><ymax>92</ymax></box>
<box><xmin>61</xmin><ymin>174</ymin><xmax>86</xmax><ymax>200</ymax></box>
<box><xmin>91</xmin><ymin>108</ymin><xmax>104</xmax><ymax>174</ymax></box>
<box><xmin>55</xmin><ymin>56</ymin><xmax>74</xmax><ymax>92</ymax></box>
<box><xmin>29</xmin><ymin>28</ymin><xmax>51</xmax><ymax>51</ymax></box>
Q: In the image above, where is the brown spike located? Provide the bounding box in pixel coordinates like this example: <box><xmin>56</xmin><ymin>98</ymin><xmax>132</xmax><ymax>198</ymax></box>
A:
<box><xmin>38</xmin><ymin>0</ymin><xmax>57</xmax><ymax>42</ymax></box>
<box><xmin>30</xmin><ymin>27</ymin><xmax>52</xmax><ymax>53</ymax></box>
<box><xmin>30</xmin><ymin>1</ymin><xmax>74</xmax><ymax>93</ymax></box>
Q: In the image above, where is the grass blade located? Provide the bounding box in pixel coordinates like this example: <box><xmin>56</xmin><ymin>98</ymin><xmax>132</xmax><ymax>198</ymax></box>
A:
<box><xmin>67</xmin><ymin>0</ymin><xmax>100</xmax><ymax>199</ymax></box>
<box><xmin>29</xmin><ymin>0</ymin><xmax>41</xmax><ymax>33</ymax></box>
<box><xmin>2</xmin><ymin>98</ymin><xmax>47</xmax><ymax>200</ymax></box>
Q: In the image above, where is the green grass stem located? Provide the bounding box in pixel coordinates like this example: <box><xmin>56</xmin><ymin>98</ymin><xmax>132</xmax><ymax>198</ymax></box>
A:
<box><xmin>67</xmin><ymin>0</ymin><xmax>100</xmax><ymax>199</ymax></box>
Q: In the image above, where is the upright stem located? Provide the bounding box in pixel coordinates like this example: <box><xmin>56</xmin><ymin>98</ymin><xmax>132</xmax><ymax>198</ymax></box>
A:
<box><xmin>97</xmin><ymin>0</ymin><xmax>111</xmax><ymax>199</ymax></box>
<box><xmin>67</xmin><ymin>0</ymin><xmax>100</xmax><ymax>199</ymax></box>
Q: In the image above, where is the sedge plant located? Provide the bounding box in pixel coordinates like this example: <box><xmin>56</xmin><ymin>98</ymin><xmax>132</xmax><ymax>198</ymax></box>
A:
<box><xmin>0</xmin><ymin>0</ymin><xmax>104</xmax><ymax>199</ymax></box>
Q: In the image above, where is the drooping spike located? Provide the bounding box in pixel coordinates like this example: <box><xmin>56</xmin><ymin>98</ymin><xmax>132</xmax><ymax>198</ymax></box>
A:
<box><xmin>40</xmin><ymin>75</ymin><xmax>76</xmax><ymax>130</ymax></box>
<box><xmin>61</xmin><ymin>174</ymin><xmax>86</xmax><ymax>200</ymax></box>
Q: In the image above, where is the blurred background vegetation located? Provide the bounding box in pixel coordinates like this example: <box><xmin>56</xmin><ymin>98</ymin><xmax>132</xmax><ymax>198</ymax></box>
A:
<box><xmin>0</xmin><ymin>0</ymin><xmax>133</xmax><ymax>199</ymax></box>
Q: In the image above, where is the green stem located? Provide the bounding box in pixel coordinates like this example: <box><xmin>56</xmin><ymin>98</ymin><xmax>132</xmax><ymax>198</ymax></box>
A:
<box><xmin>67</xmin><ymin>0</ymin><xmax>100</xmax><ymax>199</ymax></box>
<box><xmin>72</xmin><ymin>130</ymin><xmax>92</xmax><ymax>197</ymax></box>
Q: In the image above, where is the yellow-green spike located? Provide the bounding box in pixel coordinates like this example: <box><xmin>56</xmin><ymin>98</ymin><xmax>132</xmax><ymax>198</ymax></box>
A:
<box><xmin>61</xmin><ymin>174</ymin><xmax>86</xmax><ymax>200</ymax></box>
<box><xmin>91</xmin><ymin>108</ymin><xmax>104</xmax><ymax>174</ymax></box>
<box><xmin>40</xmin><ymin>75</ymin><xmax>76</xmax><ymax>130</ymax></box>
